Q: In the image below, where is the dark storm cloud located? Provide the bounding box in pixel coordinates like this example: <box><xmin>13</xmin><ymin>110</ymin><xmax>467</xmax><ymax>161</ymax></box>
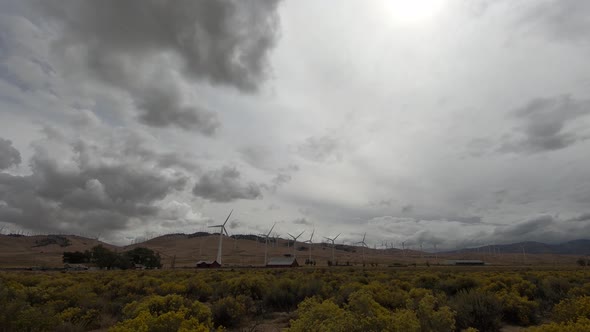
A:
<box><xmin>292</xmin><ymin>217</ymin><xmax>312</xmax><ymax>226</ymax></box>
<box><xmin>567</xmin><ymin>213</ymin><xmax>590</xmax><ymax>223</ymax></box>
<box><xmin>0</xmin><ymin>137</ymin><xmax>187</xmax><ymax>235</ymax></box>
<box><xmin>36</xmin><ymin>0</ymin><xmax>281</xmax><ymax>132</ymax></box>
<box><xmin>298</xmin><ymin>207</ymin><xmax>313</xmax><ymax>216</ymax></box>
<box><xmin>0</xmin><ymin>138</ymin><xmax>21</xmax><ymax>170</ymax></box>
<box><xmin>500</xmin><ymin>95</ymin><xmax>590</xmax><ymax>153</ymax></box>
<box><xmin>494</xmin><ymin>215</ymin><xmax>554</xmax><ymax>238</ymax></box>
<box><xmin>452</xmin><ymin>216</ymin><xmax>483</xmax><ymax>224</ymax></box>
<box><xmin>270</xmin><ymin>173</ymin><xmax>291</xmax><ymax>189</ymax></box>
<box><xmin>102</xmin><ymin>133</ymin><xmax>200</xmax><ymax>172</ymax></box>
<box><xmin>368</xmin><ymin>199</ymin><xmax>395</xmax><ymax>207</ymax></box>
<box><xmin>192</xmin><ymin>166</ymin><xmax>262</xmax><ymax>202</ymax></box>
<box><xmin>135</xmin><ymin>83</ymin><xmax>220</xmax><ymax>134</ymax></box>
<box><xmin>239</xmin><ymin>145</ymin><xmax>272</xmax><ymax>170</ymax></box>
<box><xmin>63</xmin><ymin>129</ymin><xmax>202</xmax><ymax>175</ymax></box>
<box><xmin>229</xmin><ymin>220</ymin><xmax>241</xmax><ymax>229</ymax></box>
<box><xmin>519</xmin><ymin>0</ymin><xmax>590</xmax><ymax>43</ymax></box>
<box><xmin>297</xmin><ymin>135</ymin><xmax>341</xmax><ymax>162</ymax></box>
<box><xmin>264</xmin><ymin>164</ymin><xmax>298</xmax><ymax>192</ymax></box>
<box><xmin>401</xmin><ymin>204</ymin><xmax>413</xmax><ymax>214</ymax></box>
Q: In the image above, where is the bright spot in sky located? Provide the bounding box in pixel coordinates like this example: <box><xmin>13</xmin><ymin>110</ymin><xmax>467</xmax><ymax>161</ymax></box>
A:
<box><xmin>382</xmin><ymin>0</ymin><xmax>445</xmax><ymax>24</ymax></box>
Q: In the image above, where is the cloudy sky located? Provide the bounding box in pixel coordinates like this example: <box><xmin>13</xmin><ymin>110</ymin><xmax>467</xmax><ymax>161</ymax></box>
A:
<box><xmin>1</xmin><ymin>0</ymin><xmax>590</xmax><ymax>249</ymax></box>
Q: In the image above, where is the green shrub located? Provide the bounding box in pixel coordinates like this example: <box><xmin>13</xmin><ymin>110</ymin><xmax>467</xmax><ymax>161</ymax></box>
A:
<box><xmin>111</xmin><ymin>294</ymin><xmax>213</xmax><ymax>332</ymax></box>
<box><xmin>452</xmin><ymin>289</ymin><xmax>502</xmax><ymax>332</ymax></box>
<box><xmin>539</xmin><ymin>277</ymin><xmax>571</xmax><ymax>305</ymax></box>
<box><xmin>288</xmin><ymin>297</ymin><xmax>355</xmax><ymax>332</ymax></box>
<box><xmin>389</xmin><ymin>309</ymin><xmax>421</xmax><ymax>332</ymax></box>
<box><xmin>345</xmin><ymin>290</ymin><xmax>392</xmax><ymax>331</ymax></box>
<box><xmin>211</xmin><ymin>296</ymin><xmax>246</xmax><ymax>328</ymax></box>
<box><xmin>552</xmin><ymin>296</ymin><xmax>590</xmax><ymax>323</ymax></box>
<box><xmin>414</xmin><ymin>274</ymin><xmax>440</xmax><ymax>290</ymax></box>
<box><xmin>497</xmin><ymin>290</ymin><xmax>538</xmax><ymax>326</ymax></box>
<box><xmin>414</xmin><ymin>293</ymin><xmax>455</xmax><ymax>332</ymax></box>
<box><xmin>438</xmin><ymin>276</ymin><xmax>478</xmax><ymax>296</ymax></box>
<box><xmin>526</xmin><ymin>316</ymin><xmax>590</xmax><ymax>332</ymax></box>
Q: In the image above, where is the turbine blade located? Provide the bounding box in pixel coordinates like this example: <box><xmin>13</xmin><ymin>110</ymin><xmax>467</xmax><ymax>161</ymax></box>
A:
<box><xmin>266</xmin><ymin>222</ymin><xmax>276</xmax><ymax>237</ymax></box>
<box><xmin>297</xmin><ymin>230</ymin><xmax>305</xmax><ymax>238</ymax></box>
<box><xmin>222</xmin><ymin>209</ymin><xmax>233</xmax><ymax>226</ymax></box>
<box><xmin>224</xmin><ymin>227</ymin><xmax>229</xmax><ymax>236</ymax></box>
<box><xmin>334</xmin><ymin>233</ymin><xmax>341</xmax><ymax>241</ymax></box>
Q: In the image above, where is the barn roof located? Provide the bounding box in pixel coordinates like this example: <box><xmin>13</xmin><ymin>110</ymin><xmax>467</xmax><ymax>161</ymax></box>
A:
<box><xmin>266</xmin><ymin>257</ymin><xmax>298</xmax><ymax>266</ymax></box>
<box><xmin>444</xmin><ymin>259</ymin><xmax>485</xmax><ymax>264</ymax></box>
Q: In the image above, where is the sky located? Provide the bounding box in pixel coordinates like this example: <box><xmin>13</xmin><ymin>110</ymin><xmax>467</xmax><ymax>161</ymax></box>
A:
<box><xmin>1</xmin><ymin>0</ymin><xmax>590</xmax><ymax>250</ymax></box>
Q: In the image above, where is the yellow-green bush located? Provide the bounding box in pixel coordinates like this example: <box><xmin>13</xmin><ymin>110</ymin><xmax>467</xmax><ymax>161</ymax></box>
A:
<box><xmin>526</xmin><ymin>317</ymin><xmax>590</xmax><ymax>332</ymax></box>
<box><xmin>288</xmin><ymin>297</ymin><xmax>355</xmax><ymax>332</ymax></box>
<box><xmin>451</xmin><ymin>289</ymin><xmax>503</xmax><ymax>332</ymax></box>
<box><xmin>2</xmin><ymin>267</ymin><xmax>590</xmax><ymax>331</ymax></box>
<box><xmin>110</xmin><ymin>294</ymin><xmax>213</xmax><ymax>332</ymax></box>
<box><xmin>552</xmin><ymin>296</ymin><xmax>590</xmax><ymax>323</ymax></box>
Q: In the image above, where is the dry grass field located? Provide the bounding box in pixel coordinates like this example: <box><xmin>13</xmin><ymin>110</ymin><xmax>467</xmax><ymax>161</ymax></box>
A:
<box><xmin>0</xmin><ymin>233</ymin><xmax>581</xmax><ymax>269</ymax></box>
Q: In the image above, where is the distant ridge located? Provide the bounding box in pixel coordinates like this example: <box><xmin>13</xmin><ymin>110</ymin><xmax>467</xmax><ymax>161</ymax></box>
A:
<box><xmin>0</xmin><ymin>232</ymin><xmax>587</xmax><ymax>268</ymax></box>
<box><xmin>444</xmin><ymin>239</ymin><xmax>590</xmax><ymax>255</ymax></box>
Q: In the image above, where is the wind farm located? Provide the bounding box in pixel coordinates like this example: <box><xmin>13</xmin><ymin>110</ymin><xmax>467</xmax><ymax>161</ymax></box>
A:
<box><xmin>2</xmin><ymin>224</ymin><xmax>589</xmax><ymax>269</ymax></box>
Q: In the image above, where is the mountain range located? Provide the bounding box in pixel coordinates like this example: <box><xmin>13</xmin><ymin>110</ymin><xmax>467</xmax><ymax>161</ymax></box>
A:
<box><xmin>444</xmin><ymin>239</ymin><xmax>590</xmax><ymax>255</ymax></box>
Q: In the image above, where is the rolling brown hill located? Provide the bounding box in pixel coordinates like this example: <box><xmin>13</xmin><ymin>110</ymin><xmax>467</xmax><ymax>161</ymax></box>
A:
<box><xmin>0</xmin><ymin>233</ymin><xmax>582</xmax><ymax>268</ymax></box>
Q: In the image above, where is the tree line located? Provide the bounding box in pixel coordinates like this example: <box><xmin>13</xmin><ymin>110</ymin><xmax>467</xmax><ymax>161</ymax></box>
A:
<box><xmin>63</xmin><ymin>245</ymin><xmax>162</xmax><ymax>269</ymax></box>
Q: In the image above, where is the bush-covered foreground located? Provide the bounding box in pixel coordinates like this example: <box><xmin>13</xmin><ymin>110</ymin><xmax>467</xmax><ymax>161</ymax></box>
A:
<box><xmin>2</xmin><ymin>267</ymin><xmax>590</xmax><ymax>331</ymax></box>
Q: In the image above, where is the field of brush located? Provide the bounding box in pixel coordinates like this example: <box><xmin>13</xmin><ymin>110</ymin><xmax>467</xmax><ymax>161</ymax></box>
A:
<box><xmin>2</xmin><ymin>266</ymin><xmax>590</xmax><ymax>331</ymax></box>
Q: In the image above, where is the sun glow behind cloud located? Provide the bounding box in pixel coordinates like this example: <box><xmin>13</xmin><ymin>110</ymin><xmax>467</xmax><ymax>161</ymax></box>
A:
<box><xmin>381</xmin><ymin>0</ymin><xmax>445</xmax><ymax>25</ymax></box>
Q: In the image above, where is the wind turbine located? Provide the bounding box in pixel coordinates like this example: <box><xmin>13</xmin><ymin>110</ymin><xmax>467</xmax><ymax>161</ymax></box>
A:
<box><xmin>355</xmin><ymin>233</ymin><xmax>368</xmax><ymax>266</ymax></box>
<box><xmin>288</xmin><ymin>230</ymin><xmax>305</xmax><ymax>256</ymax></box>
<box><xmin>323</xmin><ymin>233</ymin><xmax>341</xmax><ymax>265</ymax></box>
<box><xmin>304</xmin><ymin>229</ymin><xmax>315</xmax><ymax>264</ymax></box>
<box><xmin>433</xmin><ymin>243</ymin><xmax>438</xmax><ymax>261</ymax></box>
<box><xmin>208</xmin><ymin>210</ymin><xmax>233</xmax><ymax>265</ymax></box>
<box><xmin>262</xmin><ymin>222</ymin><xmax>276</xmax><ymax>265</ymax></box>
<box><xmin>420</xmin><ymin>242</ymin><xmax>424</xmax><ymax>259</ymax></box>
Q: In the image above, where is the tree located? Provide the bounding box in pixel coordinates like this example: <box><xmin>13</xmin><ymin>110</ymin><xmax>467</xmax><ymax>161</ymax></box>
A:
<box><xmin>123</xmin><ymin>247</ymin><xmax>162</xmax><ymax>269</ymax></box>
<box><xmin>91</xmin><ymin>245</ymin><xmax>131</xmax><ymax>269</ymax></box>
<box><xmin>62</xmin><ymin>250</ymin><xmax>91</xmax><ymax>264</ymax></box>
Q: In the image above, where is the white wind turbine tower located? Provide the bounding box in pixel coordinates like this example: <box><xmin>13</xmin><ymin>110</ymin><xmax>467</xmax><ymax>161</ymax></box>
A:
<box><xmin>304</xmin><ymin>229</ymin><xmax>315</xmax><ymax>263</ymax></box>
<box><xmin>288</xmin><ymin>230</ymin><xmax>305</xmax><ymax>257</ymax></box>
<box><xmin>262</xmin><ymin>222</ymin><xmax>276</xmax><ymax>265</ymax></box>
<box><xmin>420</xmin><ymin>242</ymin><xmax>424</xmax><ymax>259</ymax></box>
<box><xmin>323</xmin><ymin>233</ymin><xmax>341</xmax><ymax>264</ymax></box>
<box><xmin>208</xmin><ymin>210</ymin><xmax>233</xmax><ymax>265</ymax></box>
<box><xmin>433</xmin><ymin>243</ymin><xmax>438</xmax><ymax>261</ymax></box>
<box><xmin>355</xmin><ymin>233</ymin><xmax>368</xmax><ymax>265</ymax></box>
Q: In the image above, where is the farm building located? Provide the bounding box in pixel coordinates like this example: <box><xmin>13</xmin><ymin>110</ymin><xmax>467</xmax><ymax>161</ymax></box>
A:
<box><xmin>195</xmin><ymin>260</ymin><xmax>221</xmax><ymax>268</ymax></box>
<box><xmin>266</xmin><ymin>257</ymin><xmax>299</xmax><ymax>268</ymax></box>
<box><xmin>443</xmin><ymin>260</ymin><xmax>485</xmax><ymax>266</ymax></box>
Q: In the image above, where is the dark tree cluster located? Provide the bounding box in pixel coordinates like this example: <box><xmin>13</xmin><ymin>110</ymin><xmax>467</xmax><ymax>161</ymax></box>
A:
<box><xmin>63</xmin><ymin>245</ymin><xmax>162</xmax><ymax>269</ymax></box>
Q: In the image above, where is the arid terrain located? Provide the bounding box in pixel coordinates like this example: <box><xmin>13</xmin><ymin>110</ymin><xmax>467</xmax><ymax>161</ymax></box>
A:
<box><xmin>0</xmin><ymin>233</ymin><xmax>581</xmax><ymax>269</ymax></box>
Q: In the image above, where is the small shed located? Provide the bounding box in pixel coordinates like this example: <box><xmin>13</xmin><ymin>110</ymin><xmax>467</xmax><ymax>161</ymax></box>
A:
<box><xmin>444</xmin><ymin>260</ymin><xmax>485</xmax><ymax>266</ymax></box>
<box><xmin>196</xmin><ymin>260</ymin><xmax>221</xmax><ymax>268</ymax></box>
<box><xmin>266</xmin><ymin>257</ymin><xmax>299</xmax><ymax>268</ymax></box>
